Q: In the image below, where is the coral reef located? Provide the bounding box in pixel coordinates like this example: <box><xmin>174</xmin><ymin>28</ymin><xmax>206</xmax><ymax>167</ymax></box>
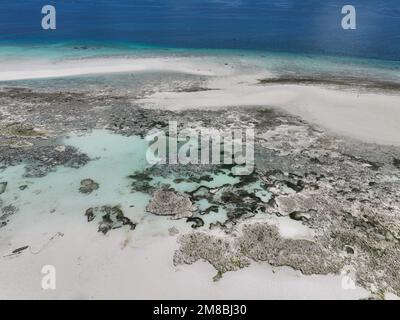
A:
<box><xmin>146</xmin><ymin>188</ymin><xmax>197</xmax><ymax>219</ymax></box>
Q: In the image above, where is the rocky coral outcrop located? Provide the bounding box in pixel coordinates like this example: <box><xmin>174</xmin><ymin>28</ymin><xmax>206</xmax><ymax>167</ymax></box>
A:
<box><xmin>174</xmin><ymin>230</ymin><xmax>250</xmax><ymax>281</ymax></box>
<box><xmin>146</xmin><ymin>188</ymin><xmax>197</xmax><ymax>219</ymax></box>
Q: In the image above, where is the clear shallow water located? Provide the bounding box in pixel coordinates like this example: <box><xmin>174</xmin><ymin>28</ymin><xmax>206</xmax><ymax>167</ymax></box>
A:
<box><xmin>0</xmin><ymin>0</ymin><xmax>399</xmax><ymax>61</ymax></box>
<box><xmin>0</xmin><ymin>45</ymin><xmax>399</xmax><ymax>89</ymax></box>
<box><xmin>0</xmin><ymin>130</ymin><xmax>249</xmax><ymax>230</ymax></box>
<box><xmin>0</xmin><ymin>131</ymin><xmax>151</xmax><ymax>224</ymax></box>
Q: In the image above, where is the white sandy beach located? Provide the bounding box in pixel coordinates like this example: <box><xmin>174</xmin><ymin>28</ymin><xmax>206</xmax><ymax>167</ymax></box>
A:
<box><xmin>0</xmin><ymin>233</ymin><xmax>369</xmax><ymax>300</ymax></box>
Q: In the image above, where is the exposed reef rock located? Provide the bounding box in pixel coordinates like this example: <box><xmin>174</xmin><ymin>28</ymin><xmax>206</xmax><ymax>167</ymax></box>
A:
<box><xmin>85</xmin><ymin>206</ymin><xmax>136</xmax><ymax>235</ymax></box>
<box><xmin>174</xmin><ymin>230</ymin><xmax>251</xmax><ymax>281</ymax></box>
<box><xmin>146</xmin><ymin>188</ymin><xmax>197</xmax><ymax>219</ymax></box>
<box><xmin>174</xmin><ymin>217</ymin><xmax>400</xmax><ymax>295</ymax></box>
<box><xmin>0</xmin><ymin>122</ymin><xmax>47</xmax><ymax>139</ymax></box>
<box><xmin>174</xmin><ymin>222</ymin><xmax>343</xmax><ymax>281</ymax></box>
<box><xmin>259</xmin><ymin>75</ymin><xmax>400</xmax><ymax>93</ymax></box>
<box><xmin>117</xmin><ymin>108</ymin><xmax>400</xmax><ymax>297</ymax></box>
<box><xmin>274</xmin><ymin>194</ymin><xmax>317</xmax><ymax>216</ymax></box>
<box><xmin>2</xmin><ymin>81</ymin><xmax>400</xmax><ymax>298</ymax></box>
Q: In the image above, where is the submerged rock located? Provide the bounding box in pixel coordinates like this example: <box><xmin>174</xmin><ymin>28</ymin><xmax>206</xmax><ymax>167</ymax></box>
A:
<box><xmin>0</xmin><ymin>182</ymin><xmax>7</xmax><ymax>194</ymax></box>
<box><xmin>1</xmin><ymin>205</ymin><xmax>18</xmax><ymax>216</ymax></box>
<box><xmin>146</xmin><ymin>188</ymin><xmax>197</xmax><ymax>219</ymax></box>
<box><xmin>129</xmin><ymin>171</ymin><xmax>155</xmax><ymax>193</ymax></box>
<box><xmin>186</xmin><ymin>217</ymin><xmax>205</xmax><ymax>229</ymax></box>
<box><xmin>3</xmin><ymin>245</ymin><xmax>30</xmax><ymax>258</ymax></box>
<box><xmin>12</xmin><ymin>245</ymin><xmax>29</xmax><ymax>255</ymax></box>
<box><xmin>168</xmin><ymin>226</ymin><xmax>180</xmax><ymax>236</ymax></box>
<box><xmin>79</xmin><ymin>178</ymin><xmax>99</xmax><ymax>194</ymax></box>
<box><xmin>0</xmin><ymin>145</ymin><xmax>90</xmax><ymax>178</ymax></box>
<box><xmin>0</xmin><ymin>204</ymin><xmax>18</xmax><ymax>229</ymax></box>
<box><xmin>202</xmin><ymin>205</ymin><xmax>219</xmax><ymax>215</ymax></box>
<box><xmin>394</xmin><ymin>158</ymin><xmax>400</xmax><ymax>169</ymax></box>
<box><xmin>85</xmin><ymin>206</ymin><xmax>136</xmax><ymax>235</ymax></box>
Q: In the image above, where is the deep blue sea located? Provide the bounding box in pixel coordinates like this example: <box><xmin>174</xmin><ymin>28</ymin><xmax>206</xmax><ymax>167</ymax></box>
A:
<box><xmin>0</xmin><ymin>0</ymin><xmax>399</xmax><ymax>61</ymax></box>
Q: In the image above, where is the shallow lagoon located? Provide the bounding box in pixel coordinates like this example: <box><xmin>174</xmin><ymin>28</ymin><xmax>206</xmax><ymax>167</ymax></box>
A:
<box><xmin>0</xmin><ymin>129</ymin><xmax>261</xmax><ymax>233</ymax></box>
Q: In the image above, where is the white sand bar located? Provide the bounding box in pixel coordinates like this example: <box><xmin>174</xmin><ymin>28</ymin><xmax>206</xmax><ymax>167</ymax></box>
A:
<box><xmin>141</xmin><ymin>72</ymin><xmax>400</xmax><ymax>147</ymax></box>
<box><xmin>1</xmin><ymin>54</ymin><xmax>399</xmax><ymax>147</ymax></box>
